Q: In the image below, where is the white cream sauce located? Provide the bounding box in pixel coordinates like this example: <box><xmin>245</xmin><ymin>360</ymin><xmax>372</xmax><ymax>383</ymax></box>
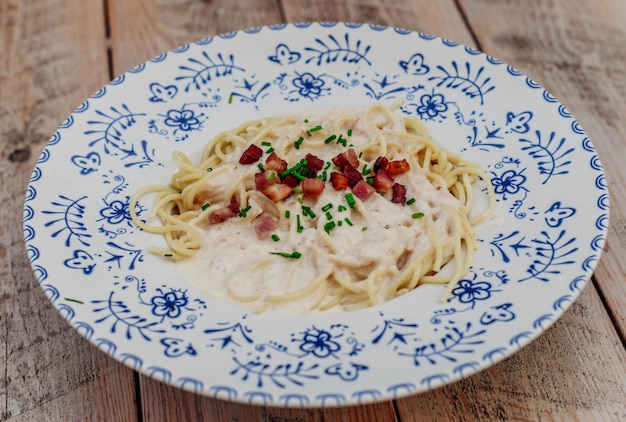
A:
<box><xmin>176</xmin><ymin>106</ymin><xmax>463</xmax><ymax>314</ymax></box>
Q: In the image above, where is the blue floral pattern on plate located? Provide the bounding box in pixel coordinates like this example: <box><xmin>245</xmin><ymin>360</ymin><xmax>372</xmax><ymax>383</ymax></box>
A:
<box><xmin>23</xmin><ymin>22</ymin><xmax>609</xmax><ymax>407</ymax></box>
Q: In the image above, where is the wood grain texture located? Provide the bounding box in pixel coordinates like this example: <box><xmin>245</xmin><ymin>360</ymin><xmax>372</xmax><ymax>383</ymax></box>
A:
<box><xmin>0</xmin><ymin>0</ymin><xmax>137</xmax><ymax>421</ymax></box>
<box><xmin>108</xmin><ymin>0</ymin><xmax>284</xmax><ymax>76</ymax></box>
<box><xmin>458</xmin><ymin>0</ymin><xmax>626</xmax><ymax>341</ymax></box>
<box><xmin>281</xmin><ymin>0</ymin><xmax>473</xmax><ymax>45</ymax></box>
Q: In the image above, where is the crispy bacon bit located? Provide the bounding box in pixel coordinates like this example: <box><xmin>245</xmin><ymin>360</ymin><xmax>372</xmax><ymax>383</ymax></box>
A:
<box><xmin>373</xmin><ymin>156</ymin><xmax>389</xmax><ymax>173</ymax></box>
<box><xmin>254</xmin><ymin>172</ymin><xmax>276</xmax><ymax>191</ymax></box>
<box><xmin>352</xmin><ymin>180</ymin><xmax>376</xmax><ymax>201</ymax></box>
<box><xmin>302</xmin><ymin>177</ymin><xmax>325</xmax><ymax>197</ymax></box>
<box><xmin>262</xmin><ymin>183</ymin><xmax>293</xmax><ymax>202</ymax></box>
<box><xmin>252</xmin><ymin>212</ymin><xmax>278</xmax><ymax>240</ymax></box>
<box><xmin>265</xmin><ymin>152</ymin><xmax>287</xmax><ymax>173</ymax></box>
<box><xmin>331</xmin><ymin>152</ymin><xmax>348</xmax><ymax>169</ymax></box>
<box><xmin>239</xmin><ymin>144</ymin><xmax>263</xmax><ymax>164</ymax></box>
<box><xmin>304</xmin><ymin>153</ymin><xmax>324</xmax><ymax>176</ymax></box>
<box><xmin>330</xmin><ymin>172</ymin><xmax>349</xmax><ymax>190</ymax></box>
<box><xmin>208</xmin><ymin>206</ymin><xmax>236</xmax><ymax>224</ymax></box>
<box><xmin>373</xmin><ymin>169</ymin><xmax>395</xmax><ymax>192</ymax></box>
<box><xmin>386</xmin><ymin>159</ymin><xmax>410</xmax><ymax>176</ymax></box>
<box><xmin>391</xmin><ymin>183</ymin><xmax>407</xmax><ymax>205</ymax></box>
<box><xmin>282</xmin><ymin>174</ymin><xmax>301</xmax><ymax>188</ymax></box>
<box><xmin>343</xmin><ymin>165</ymin><xmax>363</xmax><ymax>188</ymax></box>
<box><xmin>344</xmin><ymin>148</ymin><xmax>360</xmax><ymax>168</ymax></box>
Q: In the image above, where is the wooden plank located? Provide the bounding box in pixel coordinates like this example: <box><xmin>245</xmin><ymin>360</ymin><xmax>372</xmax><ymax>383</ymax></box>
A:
<box><xmin>0</xmin><ymin>0</ymin><xmax>138</xmax><ymax>420</ymax></box>
<box><xmin>107</xmin><ymin>0</ymin><xmax>284</xmax><ymax>76</ymax></box>
<box><xmin>139</xmin><ymin>375</ymin><xmax>398</xmax><ymax>421</ymax></box>
<box><xmin>281</xmin><ymin>0</ymin><xmax>474</xmax><ymax>45</ymax></box>
<box><xmin>458</xmin><ymin>0</ymin><xmax>626</xmax><ymax>341</ymax></box>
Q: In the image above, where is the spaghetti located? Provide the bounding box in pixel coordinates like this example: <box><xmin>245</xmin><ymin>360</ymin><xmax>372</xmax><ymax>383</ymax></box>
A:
<box><xmin>130</xmin><ymin>103</ymin><xmax>495</xmax><ymax>313</ymax></box>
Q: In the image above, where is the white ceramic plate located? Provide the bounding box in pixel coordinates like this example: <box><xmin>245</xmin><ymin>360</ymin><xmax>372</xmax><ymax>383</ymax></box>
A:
<box><xmin>23</xmin><ymin>23</ymin><xmax>609</xmax><ymax>407</ymax></box>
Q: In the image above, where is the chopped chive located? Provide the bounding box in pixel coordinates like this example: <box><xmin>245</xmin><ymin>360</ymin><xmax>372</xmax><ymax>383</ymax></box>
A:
<box><xmin>344</xmin><ymin>218</ymin><xmax>353</xmax><ymax>226</ymax></box>
<box><xmin>358</xmin><ymin>151</ymin><xmax>363</xmax><ymax>158</ymax></box>
<box><xmin>228</xmin><ymin>93</ymin><xmax>234</xmax><ymax>103</ymax></box>
<box><xmin>337</xmin><ymin>220</ymin><xmax>343</xmax><ymax>227</ymax></box>
<box><xmin>324</xmin><ymin>134</ymin><xmax>337</xmax><ymax>144</ymax></box>
<box><xmin>261</xmin><ymin>141</ymin><xmax>272</xmax><ymax>146</ymax></box>
<box><xmin>324</xmin><ymin>161</ymin><xmax>332</xmax><ymax>170</ymax></box>
<box><xmin>258</xmin><ymin>162</ymin><xmax>265</xmax><ymax>171</ymax></box>
<box><xmin>302</xmin><ymin>206</ymin><xmax>316</xmax><ymax>218</ymax></box>
<box><xmin>297</xmin><ymin>215</ymin><xmax>303</xmax><ymax>233</ymax></box>
<box><xmin>385</xmin><ymin>224</ymin><xmax>390</xmax><ymax>229</ymax></box>
<box><xmin>362</xmin><ymin>227</ymin><xmax>368</xmax><ymax>232</ymax></box>
<box><xmin>306</xmin><ymin>130</ymin><xmax>312</xmax><ymax>137</ymax></box>
<box><xmin>324</xmin><ymin>221</ymin><xmax>336</xmax><ymax>234</ymax></box>
<box><xmin>304</xmin><ymin>118</ymin><xmax>309</xmax><ymax>123</ymax></box>
<box><xmin>285</xmin><ymin>210</ymin><xmax>291</xmax><ymax>218</ymax></box>
<box><xmin>321</xmin><ymin>170</ymin><xmax>328</xmax><ymax>181</ymax></box>
<box><xmin>407</xmin><ymin>198</ymin><xmax>416</xmax><ymax>205</ymax></box>
<box><xmin>65</xmin><ymin>298</ymin><xmax>84</xmax><ymax>304</ymax></box>
<box><xmin>321</xmin><ymin>203</ymin><xmax>333</xmax><ymax>212</ymax></box>
<box><xmin>412</xmin><ymin>212</ymin><xmax>425</xmax><ymax>219</ymax></box>
<box><xmin>325</xmin><ymin>211</ymin><xmax>333</xmax><ymax>220</ymax></box>
<box><xmin>347</xmin><ymin>128</ymin><xmax>353</xmax><ymax>136</ymax></box>
<box><xmin>362</xmin><ymin>165</ymin><xmax>371</xmax><ymax>176</ymax></box>
<box><xmin>309</xmin><ymin>125</ymin><xmax>322</xmax><ymax>132</ymax></box>
<box><xmin>336</xmin><ymin>134</ymin><xmax>347</xmax><ymax>147</ymax></box>
<box><xmin>293</xmin><ymin>172</ymin><xmax>305</xmax><ymax>181</ymax></box>
<box><xmin>295</xmin><ymin>136</ymin><xmax>304</xmax><ymax>149</ymax></box>
<box><xmin>207</xmin><ymin>167</ymin><xmax>213</xmax><ymax>172</ymax></box>
<box><xmin>266</xmin><ymin>147</ymin><xmax>275</xmax><ymax>154</ymax></box>
<box><xmin>201</xmin><ymin>203</ymin><xmax>210</xmax><ymax>211</ymax></box>
<box><xmin>337</xmin><ymin>205</ymin><xmax>347</xmax><ymax>212</ymax></box>
<box><xmin>270</xmin><ymin>251</ymin><xmax>302</xmax><ymax>259</ymax></box>
<box><xmin>239</xmin><ymin>205</ymin><xmax>252</xmax><ymax>217</ymax></box>
<box><xmin>164</xmin><ymin>253</ymin><xmax>173</xmax><ymax>257</ymax></box>
<box><xmin>345</xmin><ymin>193</ymin><xmax>356</xmax><ymax>209</ymax></box>
<box><xmin>293</xmin><ymin>188</ymin><xmax>303</xmax><ymax>194</ymax></box>
<box><xmin>280</xmin><ymin>159</ymin><xmax>307</xmax><ymax>178</ymax></box>
<box><xmin>268</xmin><ymin>171</ymin><xmax>276</xmax><ymax>180</ymax></box>
<box><xmin>271</xmin><ymin>234</ymin><xmax>280</xmax><ymax>242</ymax></box>
<box><xmin>366</xmin><ymin>177</ymin><xmax>375</xmax><ymax>186</ymax></box>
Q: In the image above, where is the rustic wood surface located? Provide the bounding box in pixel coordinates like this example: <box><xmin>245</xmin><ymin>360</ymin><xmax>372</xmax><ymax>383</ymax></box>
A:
<box><xmin>1</xmin><ymin>0</ymin><xmax>625</xmax><ymax>420</ymax></box>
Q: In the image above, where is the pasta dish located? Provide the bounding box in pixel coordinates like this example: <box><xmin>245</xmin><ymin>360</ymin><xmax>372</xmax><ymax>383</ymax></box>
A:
<box><xmin>130</xmin><ymin>103</ymin><xmax>494</xmax><ymax>313</ymax></box>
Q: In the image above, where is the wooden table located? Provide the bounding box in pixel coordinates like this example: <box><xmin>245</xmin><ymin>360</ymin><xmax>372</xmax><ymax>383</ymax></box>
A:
<box><xmin>2</xmin><ymin>1</ymin><xmax>625</xmax><ymax>420</ymax></box>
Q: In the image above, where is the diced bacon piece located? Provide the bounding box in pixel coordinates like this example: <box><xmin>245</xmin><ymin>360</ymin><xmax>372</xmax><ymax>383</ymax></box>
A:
<box><xmin>331</xmin><ymin>152</ymin><xmax>348</xmax><ymax>169</ymax></box>
<box><xmin>352</xmin><ymin>180</ymin><xmax>376</xmax><ymax>201</ymax></box>
<box><xmin>374</xmin><ymin>156</ymin><xmax>389</xmax><ymax>173</ymax></box>
<box><xmin>282</xmin><ymin>174</ymin><xmax>301</xmax><ymax>188</ymax></box>
<box><xmin>252</xmin><ymin>212</ymin><xmax>278</xmax><ymax>240</ymax></box>
<box><xmin>239</xmin><ymin>144</ymin><xmax>263</xmax><ymax>164</ymax></box>
<box><xmin>373</xmin><ymin>169</ymin><xmax>395</xmax><ymax>192</ymax></box>
<box><xmin>255</xmin><ymin>172</ymin><xmax>276</xmax><ymax>191</ymax></box>
<box><xmin>330</xmin><ymin>172</ymin><xmax>349</xmax><ymax>190</ymax></box>
<box><xmin>265</xmin><ymin>152</ymin><xmax>287</xmax><ymax>174</ymax></box>
<box><xmin>262</xmin><ymin>183</ymin><xmax>293</xmax><ymax>202</ymax></box>
<box><xmin>344</xmin><ymin>148</ymin><xmax>360</xmax><ymax>168</ymax></box>
<box><xmin>302</xmin><ymin>177</ymin><xmax>325</xmax><ymax>198</ymax></box>
<box><xmin>208</xmin><ymin>206</ymin><xmax>236</xmax><ymax>224</ymax></box>
<box><xmin>386</xmin><ymin>159</ymin><xmax>410</xmax><ymax>176</ymax></box>
<box><xmin>391</xmin><ymin>183</ymin><xmax>407</xmax><ymax>205</ymax></box>
<box><xmin>332</xmin><ymin>148</ymin><xmax>360</xmax><ymax>170</ymax></box>
<box><xmin>343</xmin><ymin>165</ymin><xmax>363</xmax><ymax>188</ymax></box>
<box><xmin>304</xmin><ymin>153</ymin><xmax>324</xmax><ymax>176</ymax></box>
